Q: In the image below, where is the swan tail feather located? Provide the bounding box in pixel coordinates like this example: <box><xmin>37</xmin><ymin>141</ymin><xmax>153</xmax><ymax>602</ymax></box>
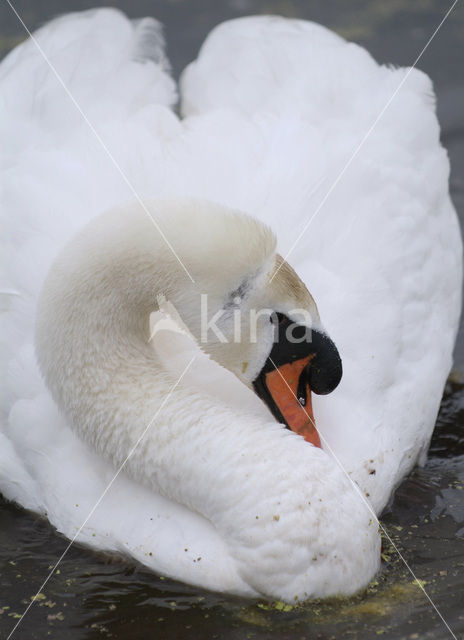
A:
<box><xmin>0</xmin><ymin>8</ymin><xmax>176</xmax><ymax>129</ymax></box>
<box><xmin>180</xmin><ymin>14</ymin><xmax>434</xmax><ymax>119</ymax></box>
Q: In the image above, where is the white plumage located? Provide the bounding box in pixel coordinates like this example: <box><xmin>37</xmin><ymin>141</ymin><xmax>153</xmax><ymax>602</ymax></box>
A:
<box><xmin>0</xmin><ymin>8</ymin><xmax>461</xmax><ymax>601</ymax></box>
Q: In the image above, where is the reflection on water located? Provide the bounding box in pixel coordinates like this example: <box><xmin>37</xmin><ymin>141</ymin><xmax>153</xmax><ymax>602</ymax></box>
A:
<box><xmin>0</xmin><ymin>0</ymin><xmax>463</xmax><ymax>638</ymax></box>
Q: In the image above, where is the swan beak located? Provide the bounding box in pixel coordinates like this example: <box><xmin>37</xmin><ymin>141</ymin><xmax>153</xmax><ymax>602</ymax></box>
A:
<box><xmin>252</xmin><ymin>316</ymin><xmax>342</xmax><ymax>448</ymax></box>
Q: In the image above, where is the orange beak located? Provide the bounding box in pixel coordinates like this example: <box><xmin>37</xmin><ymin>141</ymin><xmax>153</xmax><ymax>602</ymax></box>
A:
<box><xmin>252</xmin><ymin>313</ymin><xmax>342</xmax><ymax>448</ymax></box>
<box><xmin>260</xmin><ymin>355</ymin><xmax>321</xmax><ymax>447</ymax></box>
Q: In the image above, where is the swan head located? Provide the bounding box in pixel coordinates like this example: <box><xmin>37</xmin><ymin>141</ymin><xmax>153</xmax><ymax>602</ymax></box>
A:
<box><xmin>144</xmin><ymin>199</ymin><xmax>343</xmax><ymax>446</ymax></box>
<box><xmin>36</xmin><ymin>198</ymin><xmax>342</xmax><ymax>448</ymax></box>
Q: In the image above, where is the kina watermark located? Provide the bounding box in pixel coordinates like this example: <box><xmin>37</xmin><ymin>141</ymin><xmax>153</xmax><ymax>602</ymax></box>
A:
<box><xmin>149</xmin><ymin>293</ymin><xmax>315</xmax><ymax>345</ymax></box>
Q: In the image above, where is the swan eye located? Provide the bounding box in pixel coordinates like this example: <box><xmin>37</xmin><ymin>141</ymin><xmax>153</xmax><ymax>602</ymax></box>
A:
<box><xmin>225</xmin><ymin>279</ymin><xmax>250</xmax><ymax>309</ymax></box>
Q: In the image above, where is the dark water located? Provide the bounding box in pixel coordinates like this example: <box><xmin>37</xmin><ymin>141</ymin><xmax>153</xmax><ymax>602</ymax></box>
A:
<box><xmin>1</xmin><ymin>1</ymin><xmax>463</xmax><ymax>638</ymax></box>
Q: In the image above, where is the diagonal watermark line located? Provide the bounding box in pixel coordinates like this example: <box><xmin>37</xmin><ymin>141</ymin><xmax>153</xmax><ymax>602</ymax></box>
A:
<box><xmin>6</xmin><ymin>356</ymin><xmax>196</xmax><ymax>640</ymax></box>
<box><xmin>268</xmin><ymin>356</ymin><xmax>458</xmax><ymax>640</ymax></box>
<box><xmin>271</xmin><ymin>0</ymin><xmax>459</xmax><ymax>282</ymax></box>
<box><xmin>5</xmin><ymin>0</ymin><xmax>195</xmax><ymax>284</ymax></box>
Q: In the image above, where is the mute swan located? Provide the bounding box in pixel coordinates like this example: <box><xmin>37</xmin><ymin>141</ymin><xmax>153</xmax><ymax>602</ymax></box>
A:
<box><xmin>0</xmin><ymin>8</ymin><xmax>461</xmax><ymax>603</ymax></box>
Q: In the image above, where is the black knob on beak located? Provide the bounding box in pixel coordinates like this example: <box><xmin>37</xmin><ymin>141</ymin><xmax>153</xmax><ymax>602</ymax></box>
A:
<box><xmin>305</xmin><ymin>329</ymin><xmax>342</xmax><ymax>395</ymax></box>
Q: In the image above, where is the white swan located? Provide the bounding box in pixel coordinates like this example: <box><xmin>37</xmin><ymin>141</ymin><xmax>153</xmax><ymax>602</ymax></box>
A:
<box><xmin>0</xmin><ymin>8</ymin><xmax>461</xmax><ymax>602</ymax></box>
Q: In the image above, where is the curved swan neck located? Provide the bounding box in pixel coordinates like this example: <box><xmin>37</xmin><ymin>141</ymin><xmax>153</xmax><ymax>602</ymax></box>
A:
<box><xmin>34</xmin><ymin>201</ymin><xmax>278</xmax><ymax>495</ymax></box>
<box><xmin>35</xmin><ymin>199</ymin><xmax>277</xmax><ymax>425</ymax></box>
